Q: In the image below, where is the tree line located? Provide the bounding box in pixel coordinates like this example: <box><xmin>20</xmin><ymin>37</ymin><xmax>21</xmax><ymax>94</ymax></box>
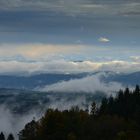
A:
<box><xmin>19</xmin><ymin>85</ymin><xmax>140</xmax><ymax>140</ymax></box>
<box><xmin>0</xmin><ymin>133</ymin><xmax>14</xmax><ymax>140</ymax></box>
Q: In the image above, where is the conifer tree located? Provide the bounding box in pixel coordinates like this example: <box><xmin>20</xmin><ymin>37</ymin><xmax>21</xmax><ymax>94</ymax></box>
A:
<box><xmin>134</xmin><ymin>85</ymin><xmax>140</xmax><ymax>94</ymax></box>
<box><xmin>91</xmin><ymin>102</ymin><xmax>97</xmax><ymax>116</ymax></box>
<box><xmin>7</xmin><ymin>134</ymin><xmax>14</xmax><ymax>140</ymax></box>
<box><xmin>0</xmin><ymin>132</ymin><xmax>5</xmax><ymax>140</ymax></box>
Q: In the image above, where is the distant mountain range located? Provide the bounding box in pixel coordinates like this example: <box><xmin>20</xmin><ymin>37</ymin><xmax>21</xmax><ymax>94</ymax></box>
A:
<box><xmin>0</xmin><ymin>71</ymin><xmax>139</xmax><ymax>90</ymax></box>
<box><xmin>102</xmin><ymin>71</ymin><xmax>140</xmax><ymax>86</ymax></box>
<box><xmin>0</xmin><ymin>73</ymin><xmax>88</xmax><ymax>90</ymax></box>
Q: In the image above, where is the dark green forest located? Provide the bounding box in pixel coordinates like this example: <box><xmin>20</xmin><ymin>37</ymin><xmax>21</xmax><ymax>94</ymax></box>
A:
<box><xmin>1</xmin><ymin>85</ymin><xmax>140</xmax><ymax>140</ymax></box>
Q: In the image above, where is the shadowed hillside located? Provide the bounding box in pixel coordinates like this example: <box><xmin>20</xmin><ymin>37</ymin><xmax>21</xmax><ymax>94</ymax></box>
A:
<box><xmin>16</xmin><ymin>85</ymin><xmax>140</xmax><ymax>140</ymax></box>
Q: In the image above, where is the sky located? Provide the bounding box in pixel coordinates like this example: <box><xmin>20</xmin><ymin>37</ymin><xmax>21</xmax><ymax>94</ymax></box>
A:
<box><xmin>0</xmin><ymin>0</ymin><xmax>140</xmax><ymax>74</ymax></box>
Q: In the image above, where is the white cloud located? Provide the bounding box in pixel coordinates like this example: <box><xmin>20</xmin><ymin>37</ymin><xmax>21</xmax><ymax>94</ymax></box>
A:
<box><xmin>130</xmin><ymin>56</ymin><xmax>140</xmax><ymax>62</ymax></box>
<box><xmin>0</xmin><ymin>43</ymin><xmax>139</xmax><ymax>74</ymax></box>
<box><xmin>0</xmin><ymin>60</ymin><xmax>102</xmax><ymax>74</ymax></box>
<box><xmin>0</xmin><ymin>106</ymin><xmax>40</xmax><ymax>140</ymax></box>
<box><xmin>98</xmin><ymin>37</ymin><xmax>110</xmax><ymax>43</ymax></box>
<box><xmin>99</xmin><ymin>60</ymin><xmax>140</xmax><ymax>73</ymax></box>
<box><xmin>0</xmin><ymin>60</ymin><xmax>140</xmax><ymax>75</ymax></box>
<box><xmin>41</xmin><ymin>73</ymin><xmax>124</xmax><ymax>96</ymax></box>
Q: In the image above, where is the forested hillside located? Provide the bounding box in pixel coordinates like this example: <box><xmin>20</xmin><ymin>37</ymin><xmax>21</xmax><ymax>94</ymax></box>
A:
<box><xmin>11</xmin><ymin>85</ymin><xmax>140</xmax><ymax>140</ymax></box>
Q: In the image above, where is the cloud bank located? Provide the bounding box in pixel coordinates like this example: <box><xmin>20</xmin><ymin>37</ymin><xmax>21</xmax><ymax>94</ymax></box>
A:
<box><xmin>0</xmin><ymin>44</ymin><xmax>139</xmax><ymax>74</ymax></box>
<box><xmin>0</xmin><ymin>59</ymin><xmax>140</xmax><ymax>75</ymax></box>
<box><xmin>0</xmin><ymin>106</ymin><xmax>40</xmax><ymax>140</ymax></box>
<box><xmin>41</xmin><ymin>73</ymin><xmax>124</xmax><ymax>96</ymax></box>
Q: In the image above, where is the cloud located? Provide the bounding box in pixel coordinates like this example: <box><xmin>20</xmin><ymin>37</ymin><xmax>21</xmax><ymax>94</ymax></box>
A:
<box><xmin>46</xmin><ymin>95</ymin><xmax>89</xmax><ymax>111</ymax></box>
<box><xmin>0</xmin><ymin>60</ymin><xmax>100</xmax><ymax>74</ymax></box>
<box><xmin>0</xmin><ymin>44</ymin><xmax>86</xmax><ymax>58</ymax></box>
<box><xmin>0</xmin><ymin>0</ymin><xmax>140</xmax><ymax>17</ymax></box>
<box><xmin>0</xmin><ymin>106</ymin><xmax>40</xmax><ymax>140</ymax></box>
<box><xmin>130</xmin><ymin>56</ymin><xmax>140</xmax><ymax>62</ymax></box>
<box><xmin>98</xmin><ymin>37</ymin><xmax>110</xmax><ymax>43</ymax></box>
<box><xmin>41</xmin><ymin>73</ymin><xmax>124</xmax><ymax>96</ymax></box>
<box><xmin>0</xmin><ymin>0</ymin><xmax>106</xmax><ymax>13</ymax></box>
<box><xmin>0</xmin><ymin>43</ymin><xmax>139</xmax><ymax>74</ymax></box>
<box><xmin>119</xmin><ymin>2</ymin><xmax>140</xmax><ymax>16</ymax></box>
<box><xmin>0</xmin><ymin>1</ymin><xmax>139</xmax><ymax>46</ymax></box>
<box><xmin>0</xmin><ymin>59</ymin><xmax>140</xmax><ymax>75</ymax></box>
<box><xmin>120</xmin><ymin>11</ymin><xmax>140</xmax><ymax>16</ymax></box>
